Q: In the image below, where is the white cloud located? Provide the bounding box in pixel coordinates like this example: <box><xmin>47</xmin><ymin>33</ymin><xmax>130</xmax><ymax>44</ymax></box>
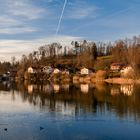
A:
<box><xmin>0</xmin><ymin>0</ymin><xmax>46</xmax><ymax>35</ymax></box>
<box><xmin>0</xmin><ymin>35</ymin><xmax>82</xmax><ymax>61</ymax></box>
<box><xmin>0</xmin><ymin>27</ymin><xmax>37</xmax><ymax>34</ymax></box>
<box><xmin>66</xmin><ymin>1</ymin><xmax>97</xmax><ymax>19</ymax></box>
<box><xmin>4</xmin><ymin>0</ymin><xmax>46</xmax><ymax>20</ymax></box>
<box><xmin>69</xmin><ymin>7</ymin><xmax>96</xmax><ymax>19</ymax></box>
<box><xmin>0</xmin><ymin>15</ymin><xmax>21</xmax><ymax>27</ymax></box>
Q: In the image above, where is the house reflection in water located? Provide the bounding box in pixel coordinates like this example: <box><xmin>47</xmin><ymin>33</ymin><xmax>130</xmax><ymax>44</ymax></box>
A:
<box><xmin>27</xmin><ymin>84</ymin><xmax>53</xmax><ymax>94</ymax></box>
<box><xmin>80</xmin><ymin>84</ymin><xmax>89</xmax><ymax>93</ymax></box>
<box><xmin>55</xmin><ymin>101</ymin><xmax>75</xmax><ymax>116</ymax></box>
<box><xmin>42</xmin><ymin>84</ymin><xmax>53</xmax><ymax>94</ymax></box>
<box><xmin>110</xmin><ymin>84</ymin><xmax>134</xmax><ymax>96</ymax></box>
<box><xmin>120</xmin><ymin>84</ymin><xmax>133</xmax><ymax>96</ymax></box>
<box><xmin>111</xmin><ymin>88</ymin><xmax>120</xmax><ymax>96</ymax></box>
<box><xmin>61</xmin><ymin>84</ymin><xmax>70</xmax><ymax>91</ymax></box>
<box><xmin>53</xmin><ymin>84</ymin><xmax>60</xmax><ymax>93</ymax></box>
<box><xmin>28</xmin><ymin>85</ymin><xmax>33</xmax><ymax>94</ymax></box>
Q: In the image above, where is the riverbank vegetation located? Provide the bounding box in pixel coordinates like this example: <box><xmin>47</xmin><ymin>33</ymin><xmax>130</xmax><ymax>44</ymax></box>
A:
<box><xmin>0</xmin><ymin>35</ymin><xmax>140</xmax><ymax>83</ymax></box>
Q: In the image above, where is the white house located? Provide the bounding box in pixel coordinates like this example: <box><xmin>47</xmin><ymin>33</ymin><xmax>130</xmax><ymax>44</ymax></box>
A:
<box><xmin>120</xmin><ymin>66</ymin><xmax>134</xmax><ymax>77</ymax></box>
<box><xmin>28</xmin><ymin>66</ymin><xmax>38</xmax><ymax>74</ymax></box>
<box><xmin>53</xmin><ymin>68</ymin><xmax>60</xmax><ymax>74</ymax></box>
<box><xmin>28</xmin><ymin>67</ymin><xmax>34</xmax><ymax>73</ymax></box>
<box><xmin>80</xmin><ymin>68</ymin><xmax>89</xmax><ymax>75</ymax></box>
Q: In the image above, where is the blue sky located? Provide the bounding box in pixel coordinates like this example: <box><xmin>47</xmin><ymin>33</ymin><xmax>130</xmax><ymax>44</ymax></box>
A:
<box><xmin>0</xmin><ymin>0</ymin><xmax>140</xmax><ymax>61</ymax></box>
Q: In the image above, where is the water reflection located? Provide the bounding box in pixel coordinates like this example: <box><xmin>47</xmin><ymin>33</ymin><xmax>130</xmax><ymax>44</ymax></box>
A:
<box><xmin>110</xmin><ymin>84</ymin><xmax>134</xmax><ymax>96</ymax></box>
<box><xmin>0</xmin><ymin>81</ymin><xmax>140</xmax><ymax>122</ymax></box>
<box><xmin>53</xmin><ymin>84</ymin><xmax>60</xmax><ymax>93</ymax></box>
<box><xmin>61</xmin><ymin>84</ymin><xmax>69</xmax><ymax>91</ymax></box>
<box><xmin>111</xmin><ymin>87</ymin><xmax>120</xmax><ymax>96</ymax></box>
<box><xmin>120</xmin><ymin>84</ymin><xmax>133</xmax><ymax>96</ymax></box>
<box><xmin>28</xmin><ymin>85</ymin><xmax>33</xmax><ymax>94</ymax></box>
<box><xmin>80</xmin><ymin>84</ymin><xmax>89</xmax><ymax>93</ymax></box>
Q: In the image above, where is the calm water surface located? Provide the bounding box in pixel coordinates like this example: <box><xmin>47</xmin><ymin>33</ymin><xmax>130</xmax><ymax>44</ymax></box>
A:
<box><xmin>0</xmin><ymin>81</ymin><xmax>140</xmax><ymax>140</ymax></box>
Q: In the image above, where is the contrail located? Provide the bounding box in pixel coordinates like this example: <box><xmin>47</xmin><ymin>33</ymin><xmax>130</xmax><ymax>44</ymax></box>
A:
<box><xmin>55</xmin><ymin>0</ymin><xmax>67</xmax><ymax>35</ymax></box>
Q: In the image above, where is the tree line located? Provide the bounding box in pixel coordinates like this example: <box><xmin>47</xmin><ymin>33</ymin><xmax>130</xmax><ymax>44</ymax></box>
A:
<box><xmin>0</xmin><ymin>35</ymin><xmax>140</xmax><ymax>77</ymax></box>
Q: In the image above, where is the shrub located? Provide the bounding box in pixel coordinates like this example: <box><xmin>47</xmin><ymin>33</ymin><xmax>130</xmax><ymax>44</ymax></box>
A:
<box><xmin>96</xmin><ymin>70</ymin><xmax>107</xmax><ymax>79</ymax></box>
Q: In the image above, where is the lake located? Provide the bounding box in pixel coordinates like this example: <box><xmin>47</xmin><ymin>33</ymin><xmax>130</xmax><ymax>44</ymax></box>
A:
<box><xmin>0</xmin><ymin>81</ymin><xmax>140</xmax><ymax>140</ymax></box>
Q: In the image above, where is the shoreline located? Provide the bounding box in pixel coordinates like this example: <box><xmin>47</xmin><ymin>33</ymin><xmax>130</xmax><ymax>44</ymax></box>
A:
<box><xmin>105</xmin><ymin>78</ymin><xmax>140</xmax><ymax>84</ymax></box>
<box><xmin>14</xmin><ymin>73</ymin><xmax>140</xmax><ymax>85</ymax></box>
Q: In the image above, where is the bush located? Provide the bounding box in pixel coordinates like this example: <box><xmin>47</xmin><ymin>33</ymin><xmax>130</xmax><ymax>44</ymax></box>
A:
<box><xmin>108</xmin><ymin>72</ymin><xmax>120</xmax><ymax>78</ymax></box>
<box><xmin>96</xmin><ymin>70</ymin><xmax>107</xmax><ymax>79</ymax></box>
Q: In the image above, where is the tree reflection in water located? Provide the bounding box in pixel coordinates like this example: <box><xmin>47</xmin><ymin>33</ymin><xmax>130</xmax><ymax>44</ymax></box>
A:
<box><xmin>0</xmin><ymin>81</ymin><xmax>140</xmax><ymax>122</ymax></box>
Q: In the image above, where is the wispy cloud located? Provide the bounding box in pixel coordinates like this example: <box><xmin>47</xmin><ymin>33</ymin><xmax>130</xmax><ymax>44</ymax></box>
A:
<box><xmin>66</xmin><ymin>1</ymin><xmax>98</xmax><ymax>19</ymax></box>
<box><xmin>67</xmin><ymin>7</ymin><xmax>97</xmax><ymax>19</ymax></box>
<box><xmin>0</xmin><ymin>27</ymin><xmax>37</xmax><ymax>34</ymax></box>
<box><xmin>41</xmin><ymin>0</ymin><xmax>60</xmax><ymax>3</ymax></box>
<box><xmin>4</xmin><ymin>0</ymin><xmax>46</xmax><ymax>20</ymax></box>
<box><xmin>0</xmin><ymin>15</ymin><xmax>21</xmax><ymax>27</ymax></box>
<box><xmin>66</xmin><ymin>6</ymin><xmax>139</xmax><ymax>36</ymax></box>
<box><xmin>0</xmin><ymin>0</ymin><xmax>46</xmax><ymax>35</ymax></box>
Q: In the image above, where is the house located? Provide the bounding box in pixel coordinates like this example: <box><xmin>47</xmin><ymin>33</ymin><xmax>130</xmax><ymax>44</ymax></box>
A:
<box><xmin>28</xmin><ymin>66</ymin><xmax>38</xmax><ymax>74</ymax></box>
<box><xmin>110</xmin><ymin>63</ymin><xmax>123</xmax><ymax>71</ymax></box>
<box><xmin>80</xmin><ymin>68</ymin><xmax>89</xmax><ymax>75</ymax></box>
<box><xmin>28</xmin><ymin>67</ymin><xmax>33</xmax><ymax>73</ymax></box>
<box><xmin>120</xmin><ymin>66</ymin><xmax>134</xmax><ymax>77</ymax></box>
<box><xmin>53</xmin><ymin>68</ymin><xmax>60</xmax><ymax>74</ymax></box>
<box><xmin>43</xmin><ymin>66</ymin><xmax>53</xmax><ymax>74</ymax></box>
